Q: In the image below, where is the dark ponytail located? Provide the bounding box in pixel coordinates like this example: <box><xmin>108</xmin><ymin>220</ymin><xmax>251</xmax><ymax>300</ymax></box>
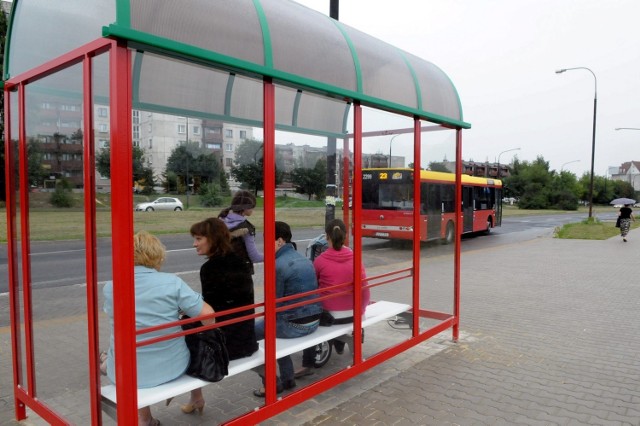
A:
<box><xmin>325</xmin><ymin>219</ymin><xmax>346</xmax><ymax>250</ymax></box>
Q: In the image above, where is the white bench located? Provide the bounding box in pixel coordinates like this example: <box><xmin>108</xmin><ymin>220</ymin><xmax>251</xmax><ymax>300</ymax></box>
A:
<box><xmin>101</xmin><ymin>300</ymin><xmax>410</xmax><ymax>418</ymax></box>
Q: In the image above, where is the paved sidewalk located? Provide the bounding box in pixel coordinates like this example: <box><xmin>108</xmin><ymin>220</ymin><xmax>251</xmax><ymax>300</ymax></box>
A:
<box><xmin>2</xmin><ymin>228</ymin><xmax>640</xmax><ymax>425</ymax></box>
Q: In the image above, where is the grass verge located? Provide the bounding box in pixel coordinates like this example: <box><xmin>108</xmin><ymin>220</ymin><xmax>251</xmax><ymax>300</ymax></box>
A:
<box><xmin>554</xmin><ymin>217</ymin><xmax>640</xmax><ymax>240</ymax></box>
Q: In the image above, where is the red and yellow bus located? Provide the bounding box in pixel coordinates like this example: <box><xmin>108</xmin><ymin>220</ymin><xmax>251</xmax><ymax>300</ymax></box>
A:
<box><xmin>361</xmin><ymin>168</ymin><xmax>502</xmax><ymax>243</ymax></box>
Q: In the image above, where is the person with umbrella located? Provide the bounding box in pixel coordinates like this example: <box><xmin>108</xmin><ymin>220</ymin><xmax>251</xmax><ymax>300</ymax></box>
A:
<box><xmin>617</xmin><ymin>202</ymin><xmax>635</xmax><ymax>242</ymax></box>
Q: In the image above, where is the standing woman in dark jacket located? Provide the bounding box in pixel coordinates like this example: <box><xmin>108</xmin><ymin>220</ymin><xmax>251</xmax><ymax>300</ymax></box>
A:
<box><xmin>179</xmin><ymin>218</ymin><xmax>258</xmax><ymax>415</ymax></box>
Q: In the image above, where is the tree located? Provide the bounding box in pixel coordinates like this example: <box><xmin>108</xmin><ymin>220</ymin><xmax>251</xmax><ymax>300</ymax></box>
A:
<box><xmin>503</xmin><ymin>155</ymin><xmax>584</xmax><ymax>210</ymax></box>
<box><xmin>290</xmin><ymin>158</ymin><xmax>327</xmax><ymax>200</ymax></box>
<box><xmin>427</xmin><ymin>161</ymin><xmax>450</xmax><ymax>172</ymax></box>
<box><xmin>27</xmin><ymin>138</ymin><xmax>47</xmax><ymax>187</ymax></box>
<box><xmin>231</xmin><ymin>139</ymin><xmax>283</xmax><ymax>195</ymax></box>
<box><xmin>234</xmin><ymin>139</ymin><xmax>264</xmax><ymax>166</ymax></box>
<box><xmin>231</xmin><ymin>161</ymin><xmax>263</xmax><ymax>196</ymax></box>
<box><xmin>96</xmin><ymin>144</ymin><xmax>152</xmax><ymax>185</ymax></box>
<box><xmin>165</xmin><ymin>142</ymin><xmax>223</xmax><ymax>193</ymax></box>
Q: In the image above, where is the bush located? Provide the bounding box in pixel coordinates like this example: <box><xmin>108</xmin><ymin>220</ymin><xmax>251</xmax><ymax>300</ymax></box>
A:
<box><xmin>199</xmin><ymin>183</ymin><xmax>224</xmax><ymax>207</ymax></box>
<box><xmin>50</xmin><ymin>186</ymin><xmax>74</xmax><ymax>207</ymax></box>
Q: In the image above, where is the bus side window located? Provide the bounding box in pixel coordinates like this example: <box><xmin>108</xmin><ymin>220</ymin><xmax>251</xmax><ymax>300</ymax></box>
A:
<box><xmin>474</xmin><ymin>186</ymin><xmax>490</xmax><ymax>210</ymax></box>
<box><xmin>442</xmin><ymin>185</ymin><xmax>455</xmax><ymax>213</ymax></box>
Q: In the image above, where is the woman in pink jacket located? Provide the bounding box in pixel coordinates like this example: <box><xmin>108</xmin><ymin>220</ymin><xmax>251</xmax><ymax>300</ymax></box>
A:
<box><xmin>296</xmin><ymin>219</ymin><xmax>370</xmax><ymax>378</ymax></box>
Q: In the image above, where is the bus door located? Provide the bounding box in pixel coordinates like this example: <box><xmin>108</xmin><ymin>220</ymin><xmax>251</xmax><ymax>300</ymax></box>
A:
<box><xmin>462</xmin><ymin>186</ymin><xmax>474</xmax><ymax>233</ymax></box>
<box><xmin>495</xmin><ymin>187</ymin><xmax>503</xmax><ymax>226</ymax></box>
<box><xmin>425</xmin><ymin>183</ymin><xmax>442</xmax><ymax>241</ymax></box>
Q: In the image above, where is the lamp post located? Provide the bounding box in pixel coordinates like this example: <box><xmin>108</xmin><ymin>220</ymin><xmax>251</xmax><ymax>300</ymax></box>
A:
<box><xmin>496</xmin><ymin>147</ymin><xmax>521</xmax><ymax>179</ymax></box>
<box><xmin>388</xmin><ymin>134</ymin><xmax>400</xmax><ymax>168</ymax></box>
<box><xmin>560</xmin><ymin>159</ymin><xmax>580</xmax><ymax>172</ymax></box>
<box><xmin>556</xmin><ymin>67</ymin><xmax>597</xmax><ymax>218</ymax></box>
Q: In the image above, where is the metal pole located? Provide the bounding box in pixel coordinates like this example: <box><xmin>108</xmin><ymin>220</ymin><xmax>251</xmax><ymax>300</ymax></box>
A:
<box><xmin>560</xmin><ymin>159</ymin><xmax>580</xmax><ymax>172</ymax></box>
<box><xmin>186</xmin><ymin>117</ymin><xmax>189</xmax><ymax>209</ymax></box>
<box><xmin>496</xmin><ymin>147</ymin><xmax>520</xmax><ymax>179</ymax></box>
<box><xmin>388</xmin><ymin>134</ymin><xmax>400</xmax><ymax>168</ymax></box>
<box><xmin>555</xmin><ymin>67</ymin><xmax>597</xmax><ymax>218</ymax></box>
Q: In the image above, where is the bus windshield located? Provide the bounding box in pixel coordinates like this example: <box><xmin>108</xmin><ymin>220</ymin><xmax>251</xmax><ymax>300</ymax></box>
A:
<box><xmin>362</xmin><ymin>170</ymin><xmax>414</xmax><ymax>211</ymax></box>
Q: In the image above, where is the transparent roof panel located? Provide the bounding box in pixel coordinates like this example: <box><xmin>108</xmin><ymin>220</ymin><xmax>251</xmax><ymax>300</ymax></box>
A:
<box><xmin>130</xmin><ymin>0</ymin><xmax>266</xmax><ymax>66</ymax></box>
<box><xmin>265</xmin><ymin>1</ymin><xmax>358</xmax><ymax>91</ymax></box>
<box><xmin>6</xmin><ymin>0</ymin><xmax>114</xmax><ymax>78</ymax></box>
<box><xmin>6</xmin><ymin>0</ymin><xmax>466</xmax><ymax>132</ymax></box>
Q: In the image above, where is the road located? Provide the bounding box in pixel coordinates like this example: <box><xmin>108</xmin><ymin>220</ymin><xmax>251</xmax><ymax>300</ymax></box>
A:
<box><xmin>0</xmin><ymin>211</ymin><xmax>617</xmax><ymax>294</ymax></box>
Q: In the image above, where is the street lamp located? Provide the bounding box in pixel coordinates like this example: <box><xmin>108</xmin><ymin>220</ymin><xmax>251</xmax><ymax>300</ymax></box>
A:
<box><xmin>560</xmin><ymin>159</ymin><xmax>580</xmax><ymax>172</ymax></box>
<box><xmin>496</xmin><ymin>147</ymin><xmax>521</xmax><ymax>178</ymax></box>
<box><xmin>556</xmin><ymin>67</ymin><xmax>597</xmax><ymax>218</ymax></box>
<box><xmin>388</xmin><ymin>134</ymin><xmax>400</xmax><ymax>168</ymax></box>
<box><xmin>615</xmin><ymin>127</ymin><xmax>640</xmax><ymax>131</ymax></box>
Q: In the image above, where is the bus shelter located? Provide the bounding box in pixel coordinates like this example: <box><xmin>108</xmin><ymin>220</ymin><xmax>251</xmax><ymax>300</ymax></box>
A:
<box><xmin>3</xmin><ymin>0</ymin><xmax>471</xmax><ymax>424</ymax></box>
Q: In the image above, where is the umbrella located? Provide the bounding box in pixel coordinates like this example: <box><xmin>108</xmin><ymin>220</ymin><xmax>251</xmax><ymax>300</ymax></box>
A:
<box><xmin>610</xmin><ymin>198</ymin><xmax>636</xmax><ymax>206</ymax></box>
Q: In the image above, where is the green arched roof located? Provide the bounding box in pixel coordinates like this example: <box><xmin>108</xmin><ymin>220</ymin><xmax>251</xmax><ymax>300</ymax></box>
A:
<box><xmin>5</xmin><ymin>0</ymin><xmax>469</xmax><ymax>135</ymax></box>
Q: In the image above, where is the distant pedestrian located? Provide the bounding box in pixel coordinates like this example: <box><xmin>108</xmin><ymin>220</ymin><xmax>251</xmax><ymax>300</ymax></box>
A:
<box><xmin>618</xmin><ymin>204</ymin><xmax>635</xmax><ymax>242</ymax></box>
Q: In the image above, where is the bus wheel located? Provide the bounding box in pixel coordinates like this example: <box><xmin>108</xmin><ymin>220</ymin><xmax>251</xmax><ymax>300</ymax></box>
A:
<box><xmin>443</xmin><ymin>221</ymin><xmax>455</xmax><ymax>244</ymax></box>
<box><xmin>484</xmin><ymin>217</ymin><xmax>493</xmax><ymax>234</ymax></box>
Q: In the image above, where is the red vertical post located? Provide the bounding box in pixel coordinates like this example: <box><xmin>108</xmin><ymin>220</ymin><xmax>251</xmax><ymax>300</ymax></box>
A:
<box><xmin>109</xmin><ymin>40</ymin><xmax>138</xmax><ymax>419</ymax></box>
<box><xmin>351</xmin><ymin>102</ymin><xmax>363</xmax><ymax>363</ymax></box>
<box><xmin>82</xmin><ymin>52</ymin><xmax>102</xmax><ymax>425</ymax></box>
<box><xmin>262</xmin><ymin>78</ymin><xmax>277</xmax><ymax>402</ymax></box>
<box><xmin>412</xmin><ymin>118</ymin><xmax>421</xmax><ymax>335</ymax></box>
<box><xmin>4</xmin><ymin>85</ymin><xmax>27</xmax><ymax>420</ymax></box>
<box><xmin>18</xmin><ymin>83</ymin><xmax>37</xmax><ymax>399</ymax></box>
<box><xmin>453</xmin><ymin>129</ymin><xmax>462</xmax><ymax>341</ymax></box>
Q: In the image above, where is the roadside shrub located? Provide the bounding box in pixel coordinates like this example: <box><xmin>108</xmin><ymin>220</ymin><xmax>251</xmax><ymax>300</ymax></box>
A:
<box><xmin>49</xmin><ymin>185</ymin><xmax>73</xmax><ymax>207</ymax></box>
<box><xmin>199</xmin><ymin>183</ymin><xmax>224</xmax><ymax>207</ymax></box>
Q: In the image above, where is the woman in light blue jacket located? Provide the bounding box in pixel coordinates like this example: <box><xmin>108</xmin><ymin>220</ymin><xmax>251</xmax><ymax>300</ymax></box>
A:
<box><xmin>102</xmin><ymin>231</ymin><xmax>214</xmax><ymax>426</ymax></box>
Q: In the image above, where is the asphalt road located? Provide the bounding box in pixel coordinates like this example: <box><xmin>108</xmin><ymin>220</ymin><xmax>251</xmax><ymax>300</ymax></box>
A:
<box><xmin>0</xmin><ymin>211</ymin><xmax>616</xmax><ymax>294</ymax></box>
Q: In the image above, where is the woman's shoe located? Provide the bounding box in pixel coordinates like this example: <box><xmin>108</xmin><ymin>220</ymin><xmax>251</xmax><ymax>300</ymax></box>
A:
<box><xmin>253</xmin><ymin>382</ymin><xmax>284</xmax><ymax>397</ymax></box>
<box><xmin>294</xmin><ymin>367</ymin><xmax>314</xmax><ymax>378</ymax></box>
<box><xmin>180</xmin><ymin>399</ymin><xmax>205</xmax><ymax>415</ymax></box>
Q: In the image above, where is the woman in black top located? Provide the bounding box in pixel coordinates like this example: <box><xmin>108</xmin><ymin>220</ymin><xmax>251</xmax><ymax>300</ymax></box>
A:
<box><xmin>180</xmin><ymin>218</ymin><xmax>258</xmax><ymax>415</ymax></box>
<box><xmin>618</xmin><ymin>204</ymin><xmax>635</xmax><ymax>242</ymax></box>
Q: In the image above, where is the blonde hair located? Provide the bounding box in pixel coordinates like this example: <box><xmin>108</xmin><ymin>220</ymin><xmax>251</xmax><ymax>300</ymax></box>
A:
<box><xmin>133</xmin><ymin>231</ymin><xmax>166</xmax><ymax>270</ymax></box>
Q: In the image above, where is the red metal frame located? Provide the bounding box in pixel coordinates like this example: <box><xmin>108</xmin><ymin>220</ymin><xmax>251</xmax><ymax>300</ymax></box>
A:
<box><xmin>109</xmin><ymin>40</ymin><xmax>139</xmax><ymax>421</ymax></box>
<box><xmin>4</xmin><ymin>36</ymin><xmax>465</xmax><ymax>424</ymax></box>
<box><xmin>412</xmin><ymin>118</ymin><xmax>422</xmax><ymax>334</ymax></box>
<box><xmin>4</xmin><ymin>38</ymin><xmax>114</xmax><ymax>425</ymax></box>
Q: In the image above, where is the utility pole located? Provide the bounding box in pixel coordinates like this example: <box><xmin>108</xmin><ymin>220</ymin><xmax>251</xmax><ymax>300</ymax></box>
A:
<box><xmin>325</xmin><ymin>0</ymin><xmax>339</xmax><ymax>226</ymax></box>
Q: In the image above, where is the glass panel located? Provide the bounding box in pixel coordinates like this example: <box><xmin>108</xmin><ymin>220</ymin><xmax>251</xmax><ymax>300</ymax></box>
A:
<box><xmin>24</xmin><ymin>63</ymin><xmax>91</xmax><ymax>421</ymax></box>
<box><xmin>131</xmin><ymin>0</ymin><xmax>265</xmax><ymax>66</ymax></box>
<box><xmin>266</xmin><ymin>0</ymin><xmax>357</xmax><ymax>90</ymax></box>
<box><xmin>406</xmin><ymin>53</ymin><xmax>463</xmax><ymax>121</ymax></box>
<box><xmin>1</xmin><ymin>89</ymin><xmax>25</xmax><ymax>393</ymax></box>
<box><xmin>345</xmin><ymin>27</ymin><xmax>418</xmax><ymax>109</ymax></box>
<box><xmin>420</xmin><ymin>122</ymin><xmax>458</xmax><ymax>330</ymax></box>
<box><xmin>7</xmin><ymin>0</ymin><xmax>115</xmax><ymax>77</ymax></box>
<box><xmin>357</xmin><ymin>106</ymin><xmax>415</xmax><ymax>346</ymax></box>
<box><xmin>133</xmin><ymin>52</ymin><xmax>264</xmax><ymax>127</ymax></box>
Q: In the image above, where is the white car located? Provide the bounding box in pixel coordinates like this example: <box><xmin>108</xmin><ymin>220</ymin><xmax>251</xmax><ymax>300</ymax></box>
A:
<box><xmin>135</xmin><ymin>197</ymin><xmax>184</xmax><ymax>211</ymax></box>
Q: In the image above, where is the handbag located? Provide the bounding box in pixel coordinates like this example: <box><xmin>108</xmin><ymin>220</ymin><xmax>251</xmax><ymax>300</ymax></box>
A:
<box><xmin>615</xmin><ymin>217</ymin><xmax>621</xmax><ymax>228</ymax></box>
<box><xmin>181</xmin><ymin>317</ymin><xmax>229</xmax><ymax>382</ymax></box>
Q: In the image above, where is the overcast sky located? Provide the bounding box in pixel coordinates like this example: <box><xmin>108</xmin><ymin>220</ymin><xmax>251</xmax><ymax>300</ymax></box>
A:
<box><xmin>293</xmin><ymin>0</ymin><xmax>640</xmax><ymax>177</ymax></box>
